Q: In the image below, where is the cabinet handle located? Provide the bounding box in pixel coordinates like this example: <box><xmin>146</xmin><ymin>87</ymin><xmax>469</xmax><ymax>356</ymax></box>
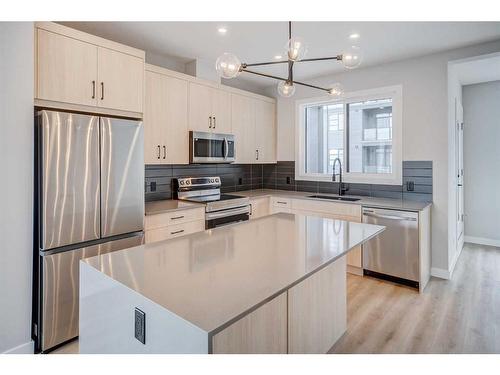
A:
<box><xmin>276</xmin><ymin>201</ymin><xmax>288</xmax><ymax>205</ymax></box>
<box><xmin>163</xmin><ymin>145</ymin><xmax>166</xmax><ymax>159</ymax></box>
<box><xmin>157</xmin><ymin>145</ymin><xmax>161</xmax><ymax>159</ymax></box>
<box><xmin>171</xmin><ymin>215</ymin><xmax>185</xmax><ymax>220</ymax></box>
<box><xmin>249</xmin><ymin>203</ymin><xmax>253</xmax><ymax>216</ymax></box>
<box><xmin>209</xmin><ymin>116</ymin><xmax>212</xmax><ymax>129</ymax></box>
<box><xmin>213</xmin><ymin>116</ymin><xmax>216</xmax><ymax>129</ymax></box>
<box><xmin>100</xmin><ymin>82</ymin><xmax>104</xmax><ymax>100</ymax></box>
<box><xmin>91</xmin><ymin>80</ymin><xmax>96</xmax><ymax>99</ymax></box>
<box><xmin>170</xmin><ymin>229</ymin><xmax>184</xmax><ymax>235</ymax></box>
<box><xmin>256</xmin><ymin>149</ymin><xmax>259</xmax><ymax>160</ymax></box>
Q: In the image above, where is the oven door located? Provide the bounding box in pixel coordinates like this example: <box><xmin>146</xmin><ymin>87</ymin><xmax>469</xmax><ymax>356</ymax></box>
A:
<box><xmin>206</xmin><ymin>205</ymin><xmax>250</xmax><ymax>229</ymax></box>
<box><xmin>190</xmin><ymin>131</ymin><xmax>235</xmax><ymax>163</ymax></box>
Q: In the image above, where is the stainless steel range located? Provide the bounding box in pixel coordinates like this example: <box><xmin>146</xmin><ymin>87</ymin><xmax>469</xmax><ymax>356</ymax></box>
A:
<box><xmin>175</xmin><ymin>177</ymin><xmax>250</xmax><ymax>229</ymax></box>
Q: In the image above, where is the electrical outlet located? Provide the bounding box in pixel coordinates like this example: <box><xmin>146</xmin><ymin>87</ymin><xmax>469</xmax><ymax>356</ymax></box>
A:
<box><xmin>406</xmin><ymin>181</ymin><xmax>415</xmax><ymax>192</ymax></box>
<box><xmin>135</xmin><ymin>308</ymin><xmax>146</xmax><ymax>344</ymax></box>
<box><xmin>150</xmin><ymin>181</ymin><xmax>156</xmax><ymax>192</ymax></box>
<box><xmin>286</xmin><ymin>176</ymin><xmax>291</xmax><ymax>184</ymax></box>
<box><xmin>238</xmin><ymin>177</ymin><xmax>243</xmax><ymax>185</ymax></box>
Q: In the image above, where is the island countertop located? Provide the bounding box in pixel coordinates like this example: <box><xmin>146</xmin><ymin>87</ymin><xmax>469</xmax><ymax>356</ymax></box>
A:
<box><xmin>83</xmin><ymin>213</ymin><xmax>384</xmax><ymax>334</ymax></box>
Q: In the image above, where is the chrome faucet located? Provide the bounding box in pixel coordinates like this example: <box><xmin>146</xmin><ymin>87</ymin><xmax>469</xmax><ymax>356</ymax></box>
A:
<box><xmin>332</xmin><ymin>157</ymin><xmax>344</xmax><ymax>196</ymax></box>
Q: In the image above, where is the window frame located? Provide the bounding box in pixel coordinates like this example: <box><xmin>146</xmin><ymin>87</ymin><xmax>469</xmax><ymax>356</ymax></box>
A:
<box><xmin>295</xmin><ymin>85</ymin><xmax>403</xmax><ymax>185</ymax></box>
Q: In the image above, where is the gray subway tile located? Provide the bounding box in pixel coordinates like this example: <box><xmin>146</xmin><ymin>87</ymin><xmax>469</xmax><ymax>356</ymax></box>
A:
<box><xmin>403</xmin><ymin>168</ymin><xmax>432</xmax><ymax>177</ymax></box>
<box><xmin>403</xmin><ymin>192</ymin><xmax>433</xmax><ymax>202</ymax></box>
<box><xmin>403</xmin><ymin>160</ymin><xmax>432</xmax><ymax>169</ymax></box>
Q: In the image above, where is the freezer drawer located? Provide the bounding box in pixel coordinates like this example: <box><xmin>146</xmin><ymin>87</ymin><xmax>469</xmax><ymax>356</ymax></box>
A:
<box><xmin>362</xmin><ymin>208</ymin><xmax>419</xmax><ymax>282</ymax></box>
<box><xmin>38</xmin><ymin>111</ymin><xmax>100</xmax><ymax>250</ymax></box>
<box><xmin>100</xmin><ymin>117</ymin><xmax>144</xmax><ymax>237</ymax></box>
<box><xmin>41</xmin><ymin>234</ymin><xmax>143</xmax><ymax>351</ymax></box>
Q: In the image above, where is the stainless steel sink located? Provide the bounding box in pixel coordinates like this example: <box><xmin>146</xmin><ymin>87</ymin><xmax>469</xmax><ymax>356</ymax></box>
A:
<box><xmin>307</xmin><ymin>195</ymin><xmax>361</xmax><ymax>202</ymax></box>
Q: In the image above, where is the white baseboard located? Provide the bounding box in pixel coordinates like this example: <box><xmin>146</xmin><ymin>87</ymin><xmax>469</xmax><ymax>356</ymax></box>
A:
<box><xmin>431</xmin><ymin>267</ymin><xmax>450</xmax><ymax>280</ymax></box>
<box><xmin>2</xmin><ymin>340</ymin><xmax>34</xmax><ymax>354</ymax></box>
<box><xmin>431</xmin><ymin>240</ymin><xmax>465</xmax><ymax>280</ymax></box>
<box><xmin>465</xmin><ymin>235</ymin><xmax>500</xmax><ymax>248</ymax></box>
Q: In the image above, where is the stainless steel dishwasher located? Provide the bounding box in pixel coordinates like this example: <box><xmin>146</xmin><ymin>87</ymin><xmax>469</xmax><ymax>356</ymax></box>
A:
<box><xmin>362</xmin><ymin>207</ymin><xmax>419</xmax><ymax>288</ymax></box>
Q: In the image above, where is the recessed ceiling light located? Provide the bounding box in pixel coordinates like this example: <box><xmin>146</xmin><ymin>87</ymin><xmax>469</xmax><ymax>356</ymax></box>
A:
<box><xmin>218</xmin><ymin>27</ymin><xmax>227</xmax><ymax>34</ymax></box>
<box><xmin>274</xmin><ymin>55</ymin><xmax>283</xmax><ymax>60</ymax></box>
<box><xmin>349</xmin><ymin>33</ymin><xmax>360</xmax><ymax>40</ymax></box>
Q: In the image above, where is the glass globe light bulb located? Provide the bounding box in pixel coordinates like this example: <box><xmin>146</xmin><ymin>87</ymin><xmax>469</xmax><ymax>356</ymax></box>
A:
<box><xmin>341</xmin><ymin>45</ymin><xmax>363</xmax><ymax>69</ymax></box>
<box><xmin>328</xmin><ymin>83</ymin><xmax>344</xmax><ymax>97</ymax></box>
<box><xmin>277</xmin><ymin>81</ymin><xmax>296</xmax><ymax>98</ymax></box>
<box><xmin>215</xmin><ymin>53</ymin><xmax>242</xmax><ymax>79</ymax></box>
<box><xmin>285</xmin><ymin>37</ymin><xmax>307</xmax><ymax>61</ymax></box>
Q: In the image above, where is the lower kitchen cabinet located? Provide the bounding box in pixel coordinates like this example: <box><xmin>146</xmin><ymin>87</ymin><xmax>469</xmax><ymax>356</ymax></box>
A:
<box><xmin>211</xmin><ymin>256</ymin><xmax>348</xmax><ymax>354</ymax></box>
<box><xmin>144</xmin><ymin>206</ymin><xmax>205</xmax><ymax>243</ymax></box>
<box><xmin>212</xmin><ymin>292</ymin><xmax>288</xmax><ymax>354</ymax></box>
<box><xmin>249</xmin><ymin>197</ymin><xmax>270</xmax><ymax>220</ymax></box>
<box><xmin>145</xmin><ymin>220</ymin><xmax>205</xmax><ymax>243</ymax></box>
<box><xmin>288</xmin><ymin>257</ymin><xmax>347</xmax><ymax>354</ymax></box>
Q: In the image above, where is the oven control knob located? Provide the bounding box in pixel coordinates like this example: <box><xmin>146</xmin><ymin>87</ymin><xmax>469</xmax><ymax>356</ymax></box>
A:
<box><xmin>180</xmin><ymin>181</ymin><xmax>184</xmax><ymax>185</ymax></box>
<box><xmin>210</xmin><ymin>178</ymin><xmax>215</xmax><ymax>183</ymax></box>
<box><xmin>186</xmin><ymin>180</ymin><xmax>191</xmax><ymax>185</ymax></box>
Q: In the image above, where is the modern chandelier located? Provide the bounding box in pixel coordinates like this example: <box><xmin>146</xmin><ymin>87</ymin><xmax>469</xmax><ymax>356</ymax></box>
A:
<box><xmin>215</xmin><ymin>21</ymin><xmax>362</xmax><ymax>98</ymax></box>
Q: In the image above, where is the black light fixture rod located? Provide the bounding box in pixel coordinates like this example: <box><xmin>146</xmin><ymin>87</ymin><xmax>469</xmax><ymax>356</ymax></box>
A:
<box><xmin>242</xmin><ymin>69</ymin><xmax>331</xmax><ymax>93</ymax></box>
<box><xmin>292</xmin><ymin>80</ymin><xmax>331</xmax><ymax>92</ymax></box>
<box><xmin>299</xmin><ymin>55</ymin><xmax>343</xmax><ymax>62</ymax></box>
<box><xmin>242</xmin><ymin>69</ymin><xmax>288</xmax><ymax>82</ymax></box>
<box><xmin>244</xmin><ymin>60</ymin><xmax>289</xmax><ymax>67</ymax></box>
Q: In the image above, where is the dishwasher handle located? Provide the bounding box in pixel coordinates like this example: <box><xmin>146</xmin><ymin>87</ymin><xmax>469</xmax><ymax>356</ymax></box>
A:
<box><xmin>363</xmin><ymin>211</ymin><xmax>417</xmax><ymax>222</ymax></box>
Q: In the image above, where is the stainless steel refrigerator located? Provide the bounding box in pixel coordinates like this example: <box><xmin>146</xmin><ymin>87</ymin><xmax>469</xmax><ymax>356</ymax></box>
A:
<box><xmin>33</xmin><ymin>110</ymin><xmax>144</xmax><ymax>353</ymax></box>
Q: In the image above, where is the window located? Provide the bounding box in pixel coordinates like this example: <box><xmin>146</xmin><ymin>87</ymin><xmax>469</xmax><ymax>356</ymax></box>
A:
<box><xmin>296</xmin><ymin>86</ymin><xmax>402</xmax><ymax>185</ymax></box>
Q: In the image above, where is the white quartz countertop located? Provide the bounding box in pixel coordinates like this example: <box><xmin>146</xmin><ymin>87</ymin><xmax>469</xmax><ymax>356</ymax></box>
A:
<box><xmin>237</xmin><ymin>189</ymin><xmax>432</xmax><ymax>211</ymax></box>
<box><xmin>145</xmin><ymin>199</ymin><xmax>205</xmax><ymax>215</ymax></box>
<box><xmin>84</xmin><ymin>213</ymin><xmax>384</xmax><ymax>334</ymax></box>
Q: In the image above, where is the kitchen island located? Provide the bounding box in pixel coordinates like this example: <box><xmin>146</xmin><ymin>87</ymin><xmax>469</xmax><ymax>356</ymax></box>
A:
<box><xmin>79</xmin><ymin>213</ymin><xmax>384</xmax><ymax>354</ymax></box>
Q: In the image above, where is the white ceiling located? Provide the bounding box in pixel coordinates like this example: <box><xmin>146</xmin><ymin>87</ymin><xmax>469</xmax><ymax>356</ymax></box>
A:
<box><xmin>62</xmin><ymin>22</ymin><xmax>500</xmax><ymax>88</ymax></box>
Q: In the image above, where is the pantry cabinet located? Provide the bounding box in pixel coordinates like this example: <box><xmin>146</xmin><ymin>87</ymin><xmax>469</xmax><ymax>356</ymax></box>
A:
<box><xmin>231</xmin><ymin>93</ymin><xmax>277</xmax><ymax>164</ymax></box>
<box><xmin>144</xmin><ymin>67</ymin><xmax>189</xmax><ymax>164</ymax></box>
<box><xmin>188</xmin><ymin>82</ymin><xmax>231</xmax><ymax>133</ymax></box>
<box><xmin>35</xmin><ymin>22</ymin><xmax>145</xmax><ymax>116</ymax></box>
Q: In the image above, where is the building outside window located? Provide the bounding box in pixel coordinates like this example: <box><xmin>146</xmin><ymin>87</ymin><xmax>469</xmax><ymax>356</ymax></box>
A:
<box><xmin>296</xmin><ymin>85</ymin><xmax>402</xmax><ymax>185</ymax></box>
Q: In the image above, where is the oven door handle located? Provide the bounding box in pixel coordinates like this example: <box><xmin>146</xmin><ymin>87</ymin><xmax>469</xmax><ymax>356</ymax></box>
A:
<box><xmin>206</xmin><ymin>206</ymin><xmax>250</xmax><ymax>220</ymax></box>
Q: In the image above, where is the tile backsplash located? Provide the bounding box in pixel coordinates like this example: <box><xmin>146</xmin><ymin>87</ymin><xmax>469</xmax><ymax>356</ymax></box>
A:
<box><xmin>145</xmin><ymin>161</ymin><xmax>432</xmax><ymax>202</ymax></box>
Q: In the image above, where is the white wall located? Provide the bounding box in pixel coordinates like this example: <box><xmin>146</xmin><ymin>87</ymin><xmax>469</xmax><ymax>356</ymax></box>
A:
<box><xmin>0</xmin><ymin>22</ymin><xmax>34</xmax><ymax>353</ymax></box>
<box><xmin>462</xmin><ymin>81</ymin><xmax>500</xmax><ymax>245</ymax></box>
<box><xmin>274</xmin><ymin>39</ymin><xmax>500</xmax><ymax>274</ymax></box>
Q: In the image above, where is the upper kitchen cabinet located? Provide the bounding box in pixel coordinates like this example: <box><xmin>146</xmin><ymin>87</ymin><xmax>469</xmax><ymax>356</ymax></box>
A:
<box><xmin>255</xmin><ymin>99</ymin><xmax>277</xmax><ymax>163</ymax></box>
<box><xmin>35</xmin><ymin>22</ymin><xmax>145</xmax><ymax>117</ymax></box>
<box><xmin>144</xmin><ymin>66</ymin><xmax>189</xmax><ymax>165</ymax></box>
<box><xmin>231</xmin><ymin>93</ymin><xmax>277</xmax><ymax>164</ymax></box>
<box><xmin>231</xmin><ymin>93</ymin><xmax>256</xmax><ymax>163</ymax></box>
<box><xmin>188</xmin><ymin>82</ymin><xmax>231</xmax><ymax>133</ymax></box>
<box><xmin>97</xmin><ymin>47</ymin><xmax>144</xmax><ymax>113</ymax></box>
<box><xmin>36</xmin><ymin>28</ymin><xmax>98</xmax><ymax>107</ymax></box>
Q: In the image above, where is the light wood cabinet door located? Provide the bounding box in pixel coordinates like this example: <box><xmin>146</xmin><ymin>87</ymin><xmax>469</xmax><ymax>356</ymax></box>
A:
<box><xmin>249</xmin><ymin>197</ymin><xmax>270</xmax><ymax>220</ymax></box>
<box><xmin>188</xmin><ymin>82</ymin><xmax>213</xmax><ymax>132</ymax></box>
<box><xmin>212</xmin><ymin>89</ymin><xmax>232</xmax><ymax>133</ymax></box>
<box><xmin>255</xmin><ymin>100</ymin><xmax>276</xmax><ymax>163</ymax></box>
<box><xmin>231</xmin><ymin>94</ymin><xmax>256</xmax><ymax>163</ymax></box>
<box><xmin>144</xmin><ymin>71</ymin><xmax>168</xmax><ymax>164</ymax></box>
<box><xmin>212</xmin><ymin>292</ymin><xmax>287</xmax><ymax>354</ymax></box>
<box><xmin>37</xmin><ymin>29</ymin><xmax>98</xmax><ymax>107</ymax></box>
<box><xmin>288</xmin><ymin>257</ymin><xmax>347</xmax><ymax>353</ymax></box>
<box><xmin>144</xmin><ymin>70</ymin><xmax>189</xmax><ymax>164</ymax></box>
<box><xmin>97</xmin><ymin>47</ymin><xmax>144</xmax><ymax>113</ymax></box>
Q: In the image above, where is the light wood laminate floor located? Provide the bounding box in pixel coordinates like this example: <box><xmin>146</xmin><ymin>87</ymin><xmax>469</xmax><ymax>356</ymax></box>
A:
<box><xmin>51</xmin><ymin>243</ymin><xmax>500</xmax><ymax>354</ymax></box>
<box><xmin>330</xmin><ymin>243</ymin><xmax>500</xmax><ymax>354</ymax></box>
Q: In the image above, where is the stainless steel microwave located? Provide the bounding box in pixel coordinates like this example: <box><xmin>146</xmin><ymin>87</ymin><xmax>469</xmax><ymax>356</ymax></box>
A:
<box><xmin>189</xmin><ymin>131</ymin><xmax>235</xmax><ymax>163</ymax></box>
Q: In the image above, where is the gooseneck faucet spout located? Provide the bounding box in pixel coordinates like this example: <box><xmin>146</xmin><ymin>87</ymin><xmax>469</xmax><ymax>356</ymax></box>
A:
<box><xmin>332</xmin><ymin>157</ymin><xmax>344</xmax><ymax>196</ymax></box>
